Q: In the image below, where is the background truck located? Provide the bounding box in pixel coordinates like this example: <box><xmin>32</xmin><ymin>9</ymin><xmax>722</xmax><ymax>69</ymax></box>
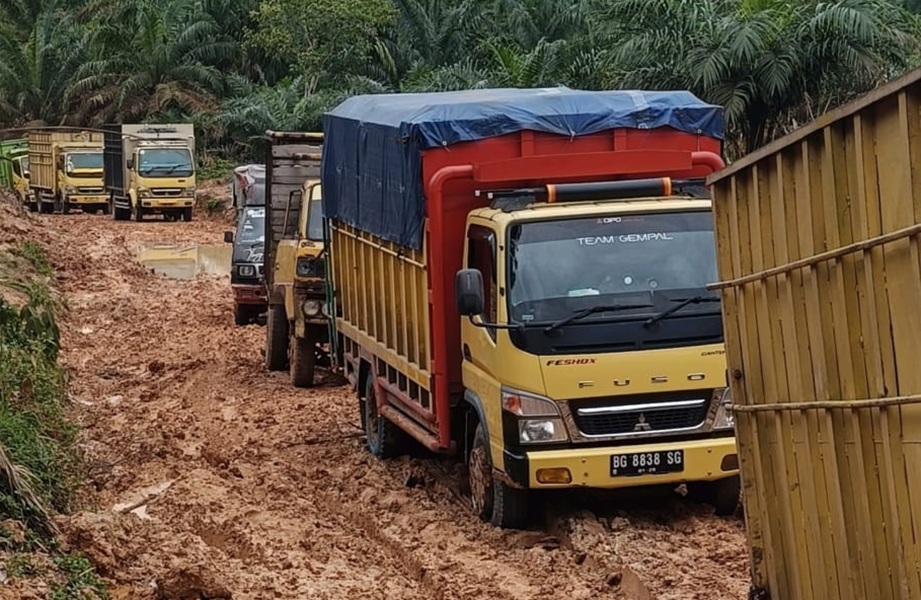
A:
<box><xmin>262</xmin><ymin>132</ymin><xmax>329</xmax><ymax>387</ymax></box>
<box><xmin>230</xmin><ymin>163</ymin><xmax>265</xmax><ymax>218</ymax></box>
<box><xmin>224</xmin><ymin>205</ymin><xmax>268</xmax><ymax>326</ymax></box>
<box><xmin>709</xmin><ymin>65</ymin><xmax>921</xmax><ymax>600</ymax></box>
<box><xmin>28</xmin><ymin>130</ymin><xmax>106</xmax><ymax>214</ymax></box>
<box><xmin>0</xmin><ymin>138</ymin><xmax>32</xmax><ymax>209</ymax></box>
<box><xmin>103</xmin><ymin>123</ymin><xmax>197</xmax><ymax>222</ymax></box>
<box><xmin>320</xmin><ymin>88</ymin><xmax>738</xmax><ymax>527</ymax></box>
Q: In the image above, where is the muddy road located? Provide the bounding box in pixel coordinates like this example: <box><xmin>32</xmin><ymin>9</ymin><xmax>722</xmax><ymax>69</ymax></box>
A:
<box><xmin>37</xmin><ymin>208</ymin><xmax>750</xmax><ymax>599</ymax></box>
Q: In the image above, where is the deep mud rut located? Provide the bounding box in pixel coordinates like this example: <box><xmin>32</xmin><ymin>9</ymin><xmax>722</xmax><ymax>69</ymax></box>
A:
<box><xmin>34</xmin><ymin>209</ymin><xmax>749</xmax><ymax>599</ymax></box>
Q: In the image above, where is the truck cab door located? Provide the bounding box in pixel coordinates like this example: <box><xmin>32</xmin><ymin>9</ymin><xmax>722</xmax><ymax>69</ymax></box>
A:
<box><xmin>461</xmin><ymin>224</ymin><xmax>504</xmax><ymax>437</ymax></box>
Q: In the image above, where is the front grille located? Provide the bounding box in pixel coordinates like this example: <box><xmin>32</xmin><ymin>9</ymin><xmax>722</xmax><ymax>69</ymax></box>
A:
<box><xmin>573</xmin><ymin>398</ymin><xmax>709</xmax><ymax>437</ymax></box>
<box><xmin>151</xmin><ymin>188</ymin><xmax>182</xmax><ymax>197</ymax></box>
<box><xmin>78</xmin><ymin>186</ymin><xmax>104</xmax><ymax>194</ymax></box>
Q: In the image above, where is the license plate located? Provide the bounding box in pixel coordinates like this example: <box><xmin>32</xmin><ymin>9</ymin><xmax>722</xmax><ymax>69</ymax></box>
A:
<box><xmin>610</xmin><ymin>450</ymin><xmax>685</xmax><ymax>477</ymax></box>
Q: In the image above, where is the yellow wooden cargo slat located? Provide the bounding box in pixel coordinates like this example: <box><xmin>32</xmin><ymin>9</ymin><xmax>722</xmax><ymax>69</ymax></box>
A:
<box><xmin>330</xmin><ymin>222</ymin><xmax>432</xmax><ymax>395</ymax></box>
<box><xmin>708</xmin><ymin>66</ymin><xmax>921</xmax><ymax>600</ymax></box>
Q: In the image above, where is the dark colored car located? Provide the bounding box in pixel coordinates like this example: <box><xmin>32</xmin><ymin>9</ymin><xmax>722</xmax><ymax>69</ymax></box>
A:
<box><xmin>224</xmin><ymin>206</ymin><xmax>267</xmax><ymax>325</ymax></box>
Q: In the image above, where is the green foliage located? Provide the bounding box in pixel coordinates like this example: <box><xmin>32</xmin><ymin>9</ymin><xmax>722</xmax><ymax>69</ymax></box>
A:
<box><xmin>247</xmin><ymin>0</ymin><xmax>396</xmax><ymax>94</ymax></box>
<box><xmin>0</xmin><ymin>245</ymin><xmax>78</xmax><ymax>524</ymax></box>
<box><xmin>50</xmin><ymin>552</ymin><xmax>107</xmax><ymax>600</ymax></box>
<box><xmin>0</xmin><ymin>0</ymin><xmax>920</xmax><ymax>163</ymax></box>
<box><xmin>0</xmin><ymin>241</ymin><xmax>105</xmax><ymax>596</ymax></box>
<box><xmin>11</xmin><ymin>241</ymin><xmax>53</xmax><ymax>277</ymax></box>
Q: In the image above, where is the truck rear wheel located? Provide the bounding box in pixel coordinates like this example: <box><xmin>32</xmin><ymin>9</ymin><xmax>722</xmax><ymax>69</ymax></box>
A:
<box><xmin>469</xmin><ymin>423</ymin><xmax>529</xmax><ymax>529</ymax></box>
<box><xmin>361</xmin><ymin>375</ymin><xmax>409</xmax><ymax>458</ymax></box>
<box><xmin>265</xmin><ymin>304</ymin><xmax>289</xmax><ymax>371</ymax></box>
<box><xmin>289</xmin><ymin>329</ymin><xmax>317</xmax><ymax>388</ymax></box>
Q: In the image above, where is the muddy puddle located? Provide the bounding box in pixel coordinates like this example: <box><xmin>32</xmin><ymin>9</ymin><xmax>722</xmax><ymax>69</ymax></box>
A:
<box><xmin>135</xmin><ymin>243</ymin><xmax>231</xmax><ymax>279</ymax></box>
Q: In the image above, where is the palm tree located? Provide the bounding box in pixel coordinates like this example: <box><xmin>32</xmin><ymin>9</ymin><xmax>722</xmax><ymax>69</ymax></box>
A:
<box><xmin>599</xmin><ymin>0</ymin><xmax>921</xmax><ymax>154</ymax></box>
<box><xmin>0</xmin><ymin>8</ymin><xmax>87</xmax><ymax>125</ymax></box>
<box><xmin>66</xmin><ymin>0</ymin><xmax>235</xmax><ymax>125</ymax></box>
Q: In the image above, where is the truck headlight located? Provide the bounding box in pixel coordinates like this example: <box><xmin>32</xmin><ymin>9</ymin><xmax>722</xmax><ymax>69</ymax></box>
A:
<box><xmin>238</xmin><ymin>265</ymin><xmax>256</xmax><ymax>277</ymax></box>
<box><xmin>138</xmin><ymin>187</ymin><xmax>151</xmax><ymax>198</ymax></box>
<box><xmin>63</xmin><ymin>186</ymin><xmax>77</xmax><ymax>195</ymax></box>
<box><xmin>296</xmin><ymin>257</ymin><xmax>325</xmax><ymax>278</ymax></box>
<box><xmin>713</xmin><ymin>387</ymin><xmax>735</xmax><ymax>430</ymax></box>
<box><xmin>302</xmin><ymin>299</ymin><xmax>322</xmax><ymax>316</ymax></box>
<box><xmin>501</xmin><ymin>387</ymin><xmax>569</xmax><ymax>444</ymax></box>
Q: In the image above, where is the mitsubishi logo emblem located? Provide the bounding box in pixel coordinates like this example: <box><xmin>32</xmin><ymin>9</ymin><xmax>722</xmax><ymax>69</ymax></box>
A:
<box><xmin>633</xmin><ymin>413</ymin><xmax>652</xmax><ymax>432</ymax></box>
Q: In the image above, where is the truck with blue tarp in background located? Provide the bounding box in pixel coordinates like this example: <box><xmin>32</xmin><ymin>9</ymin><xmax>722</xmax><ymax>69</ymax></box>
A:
<box><xmin>319</xmin><ymin>87</ymin><xmax>741</xmax><ymax>527</ymax></box>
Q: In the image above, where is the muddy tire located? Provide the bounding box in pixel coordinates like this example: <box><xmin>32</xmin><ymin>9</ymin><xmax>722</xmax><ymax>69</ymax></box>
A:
<box><xmin>134</xmin><ymin>204</ymin><xmax>144</xmax><ymax>222</ymax></box>
<box><xmin>265</xmin><ymin>304</ymin><xmax>289</xmax><ymax>371</ymax></box>
<box><xmin>362</xmin><ymin>375</ymin><xmax>408</xmax><ymax>458</ymax></box>
<box><xmin>289</xmin><ymin>331</ymin><xmax>316</xmax><ymax>388</ymax></box>
<box><xmin>40</xmin><ymin>201</ymin><xmax>53</xmax><ymax>214</ymax></box>
<box><xmin>28</xmin><ymin>201</ymin><xmax>37</xmax><ymax>213</ymax></box>
<box><xmin>469</xmin><ymin>423</ymin><xmax>529</xmax><ymax>529</ymax></box>
<box><xmin>182</xmin><ymin>208</ymin><xmax>193</xmax><ymax>222</ymax></box>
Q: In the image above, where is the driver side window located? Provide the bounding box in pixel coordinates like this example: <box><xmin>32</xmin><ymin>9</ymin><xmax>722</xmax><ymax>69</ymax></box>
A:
<box><xmin>466</xmin><ymin>225</ymin><xmax>497</xmax><ymax>335</ymax></box>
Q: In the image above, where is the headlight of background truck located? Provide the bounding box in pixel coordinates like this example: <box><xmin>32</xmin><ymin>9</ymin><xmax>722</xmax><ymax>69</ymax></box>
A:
<box><xmin>302</xmin><ymin>298</ymin><xmax>321</xmax><ymax>316</ymax></box>
<box><xmin>713</xmin><ymin>387</ymin><xmax>735</xmax><ymax>430</ymax></box>
<box><xmin>238</xmin><ymin>264</ymin><xmax>256</xmax><ymax>277</ymax></box>
<box><xmin>501</xmin><ymin>387</ymin><xmax>569</xmax><ymax>444</ymax></box>
<box><xmin>296</xmin><ymin>256</ymin><xmax>325</xmax><ymax>278</ymax></box>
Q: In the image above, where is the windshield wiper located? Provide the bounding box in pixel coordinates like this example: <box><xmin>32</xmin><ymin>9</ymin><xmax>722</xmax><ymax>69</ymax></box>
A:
<box><xmin>643</xmin><ymin>295</ymin><xmax>721</xmax><ymax>328</ymax></box>
<box><xmin>544</xmin><ymin>303</ymin><xmax>654</xmax><ymax>333</ymax></box>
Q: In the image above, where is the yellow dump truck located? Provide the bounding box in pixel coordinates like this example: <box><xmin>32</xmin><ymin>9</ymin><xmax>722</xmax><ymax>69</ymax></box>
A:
<box><xmin>28</xmin><ymin>130</ymin><xmax>107</xmax><ymax>214</ymax></box>
<box><xmin>263</xmin><ymin>132</ymin><xmax>330</xmax><ymax>387</ymax></box>
<box><xmin>103</xmin><ymin>123</ymin><xmax>197</xmax><ymax>221</ymax></box>
<box><xmin>321</xmin><ymin>88</ymin><xmax>740</xmax><ymax>527</ymax></box>
<box><xmin>709</xmin><ymin>67</ymin><xmax>921</xmax><ymax>600</ymax></box>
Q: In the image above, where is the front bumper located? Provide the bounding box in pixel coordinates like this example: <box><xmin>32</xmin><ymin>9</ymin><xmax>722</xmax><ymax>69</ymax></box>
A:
<box><xmin>232</xmin><ymin>284</ymin><xmax>267</xmax><ymax>305</ymax></box>
<box><xmin>506</xmin><ymin>436</ymin><xmax>738</xmax><ymax>489</ymax></box>
<box><xmin>68</xmin><ymin>195</ymin><xmax>108</xmax><ymax>205</ymax></box>
<box><xmin>139</xmin><ymin>197</ymin><xmax>195</xmax><ymax>209</ymax></box>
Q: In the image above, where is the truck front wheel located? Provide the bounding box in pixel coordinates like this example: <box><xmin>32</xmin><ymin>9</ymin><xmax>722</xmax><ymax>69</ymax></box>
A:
<box><xmin>289</xmin><ymin>329</ymin><xmax>317</xmax><ymax>388</ymax></box>
<box><xmin>182</xmin><ymin>208</ymin><xmax>193</xmax><ymax>222</ymax></box>
<box><xmin>265</xmin><ymin>304</ymin><xmax>289</xmax><ymax>371</ymax></box>
<box><xmin>469</xmin><ymin>423</ymin><xmax>529</xmax><ymax>529</ymax></box>
<box><xmin>690</xmin><ymin>475</ymin><xmax>741</xmax><ymax>516</ymax></box>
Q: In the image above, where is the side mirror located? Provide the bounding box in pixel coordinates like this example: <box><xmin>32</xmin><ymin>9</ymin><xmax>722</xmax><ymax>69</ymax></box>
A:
<box><xmin>455</xmin><ymin>269</ymin><xmax>485</xmax><ymax>317</ymax></box>
<box><xmin>126</xmin><ymin>157</ymin><xmax>135</xmax><ymax>170</ymax></box>
<box><xmin>223</xmin><ymin>231</ymin><xmax>234</xmax><ymax>244</ymax></box>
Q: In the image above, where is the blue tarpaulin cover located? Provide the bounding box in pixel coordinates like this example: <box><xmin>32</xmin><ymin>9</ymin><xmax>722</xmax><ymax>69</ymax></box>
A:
<box><xmin>321</xmin><ymin>87</ymin><xmax>724</xmax><ymax>250</ymax></box>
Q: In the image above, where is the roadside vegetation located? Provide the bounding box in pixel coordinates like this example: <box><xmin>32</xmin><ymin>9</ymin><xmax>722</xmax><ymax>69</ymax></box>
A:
<box><xmin>0</xmin><ymin>0</ymin><xmax>920</xmax><ymax>160</ymax></box>
<box><xmin>0</xmin><ymin>214</ymin><xmax>106</xmax><ymax>598</ymax></box>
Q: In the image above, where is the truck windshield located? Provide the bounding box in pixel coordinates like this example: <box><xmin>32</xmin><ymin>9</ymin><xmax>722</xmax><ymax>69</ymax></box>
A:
<box><xmin>66</xmin><ymin>153</ymin><xmax>103</xmax><ymax>170</ymax></box>
<box><xmin>507</xmin><ymin>211</ymin><xmax>719</xmax><ymax>324</ymax></box>
<box><xmin>138</xmin><ymin>148</ymin><xmax>194</xmax><ymax>177</ymax></box>
<box><xmin>237</xmin><ymin>207</ymin><xmax>265</xmax><ymax>244</ymax></box>
<box><xmin>306</xmin><ymin>197</ymin><xmax>324</xmax><ymax>241</ymax></box>
<box><xmin>13</xmin><ymin>156</ymin><xmax>28</xmax><ymax>177</ymax></box>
